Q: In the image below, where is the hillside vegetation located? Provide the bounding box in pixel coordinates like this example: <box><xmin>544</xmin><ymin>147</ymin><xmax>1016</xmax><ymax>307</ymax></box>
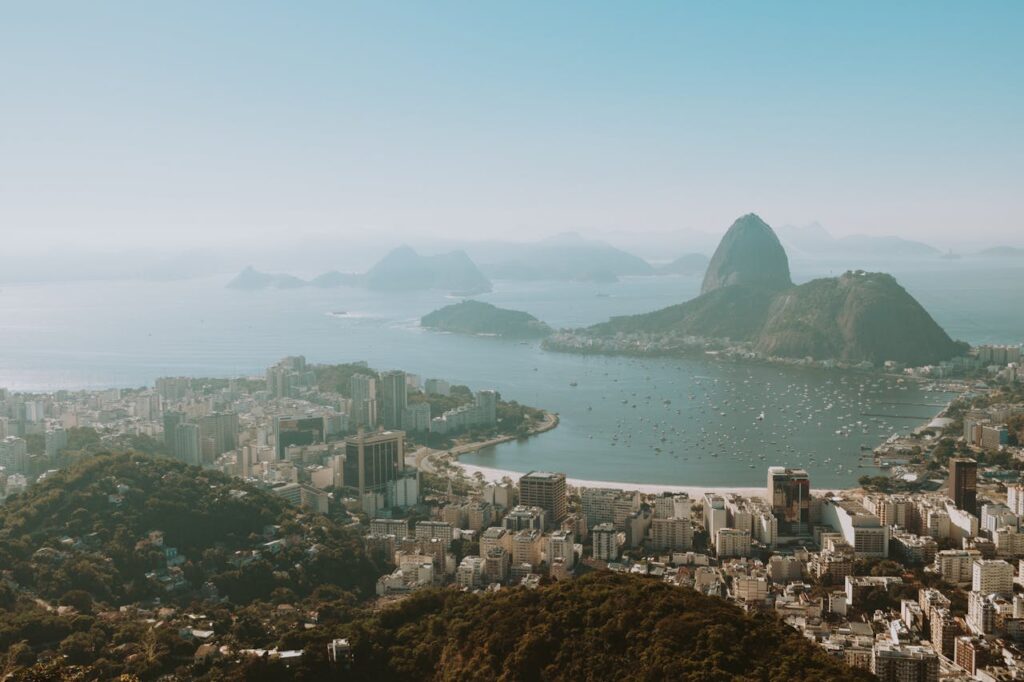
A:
<box><xmin>0</xmin><ymin>453</ymin><xmax>378</xmax><ymax>607</ymax></box>
<box><xmin>755</xmin><ymin>271</ymin><xmax>967</xmax><ymax>363</ymax></box>
<box><xmin>337</xmin><ymin>572</ymin><xmax>872</xmax><ymax>681</ymax></box>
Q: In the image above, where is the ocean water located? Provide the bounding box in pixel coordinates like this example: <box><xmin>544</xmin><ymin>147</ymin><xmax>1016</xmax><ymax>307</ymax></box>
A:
<box><xmin>0</xmin><ymin>261</ymin><xmax>1020</xmax><ymax>488</ymax></box>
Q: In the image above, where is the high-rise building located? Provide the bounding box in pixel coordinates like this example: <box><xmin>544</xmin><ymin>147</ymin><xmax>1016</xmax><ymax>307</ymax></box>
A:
<box><xmin>424</xmin><ymin>379</ymin><xmax>450</xmax><ymax>396</ymax></box>
<box><xmin>518</xmin><ymin>471</ymin><xmax>567</xmax><ymax>527</ymax></box>
<box><xmin>480</xmin><ymin>527</ymin><xmax>512</xmax><ymax>557</ymax></box>
<box><xmin>198</xmin><ymin>412</ymin><xmax>239</xmax><ymax>458</ymax></box>
<box><xmin>274</xmin><ymin>416</ymin><xmax>325</xmax><ymax>459</ymax></box>
<box><xmin>174</xmin><ymin>423</ymin><xmax>201</xmax><ymax>466</ymax></box>
<box><xmin>503</xmin><ymin>505</ymin><xmax>546</xmax><ymax>532</ymax></box>
<box><xmin>343</xmin><ymin>430</ymin><xmax>405</xmax><ymax>497</ymax></box>
<box><xmin>511</xmin><ymin>529</ymin><xmax>543</xmax><ymax>568</ymax></box>
<box><xmin>820</xmin><ymin>499</ymin><xmax>889</xmax><ymax>558</ymax></box>
<box><xmin>930</xmin><ymin>608</ymin><xmax>957</xmax><ymax>658</ymax></box>
<box><xmin>44</xmin><ymin>427</ymin><xmax>67</xmax><ymax>462</ymax></box>
<box><xmin>651</xmin><ymin>517</ymin><xmax>693</xmax><ymax>551</ymax></box>
<box><xmin>349</xmin><ymin>374</ymin><xmax>378</xmax><ymax>428</ymax></box>
<box><xmin>379</xmin><ymin>371</ymin><xmax>408</xmax><ymax>429</ymax></box>
<box><xmin>949</xmin><ymin>458</ymin><xmax>978</xmax><ymax>515</ymax></box>
<box><xmin>155</xmin><ymin>377</ymin><xmax>190</xmax><ymax>402</ymax></box>
<box><xmin>475</xmin><ymin>390</ymin><xmax>497</xmax><ymax>425</ymax></box>
<box><xmin>484</xmin><ymin>546</ymin><xmax>510</xmax><ymax>584</ymax></box>
<box><xmin>265</xmin><ymin>356</ymin><xmax>314</xmax><ymax>398</ymax></box>
<box><xmin>401</xmin><ymin>402</ymin><xmax>432</xmax><ymax>432</ymax></box>
<box><xmin>581</xmin><ymin>488</ymin><xmax>640</xmax><ymax>530</ymax></box>
<box><xmin>0</xmin><ymin>436</ymin><xmax>28</xmax><ymax>474</ymax></box>
<box><xmin>973</xmin><ymin>559</ymin><xmax>1013</xmax><ymax>594</ymax></box>
<box><xmin>547</xmin><ymin>530</ymin><xmax>575</xmax><ymax>569</ymax></box>
<box><xmin>767</xmin><ymin>466</ymin><xmax>810</xmax><ymax>535</ymax></box>
<box><xmin>592</xmin><ymin>523</ymin><xmax>620</xmax><ymax>562</ymax></box>
<box><xmin>871</xmin><ymin>642</ymin><xmax>939</xmax><ymax>682</ymax></box>
<box><xmin>716</xmin><ymin>528</ymin><xmax>751</xmax><ymax>558</ymax></box>
<box><xmin>163</xmin><ymin>411</ymin><xmax>184</xmax><ymax>453</ymax></box>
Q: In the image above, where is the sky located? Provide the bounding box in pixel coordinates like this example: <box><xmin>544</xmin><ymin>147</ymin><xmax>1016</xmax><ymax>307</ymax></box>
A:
<box><xmin>2</xmin><ymin>1</ymin><xmax>1022</xmax><ymax>253</ymax></box>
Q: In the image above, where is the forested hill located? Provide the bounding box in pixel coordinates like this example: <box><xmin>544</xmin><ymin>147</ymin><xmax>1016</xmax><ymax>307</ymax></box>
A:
<box><xmin>421</xmin><ymin>300</ymin><xmax>552</xmax><ymax>338</ymax></box>
<box><xmin>335</xmin><ymin>572</ymin><xmax>872</xmax><ymax>682</ymax></box>
<box><xmin>0</xmin><ymin>453</ymin><xmax>379</xmax><ymax>607</ymax></box>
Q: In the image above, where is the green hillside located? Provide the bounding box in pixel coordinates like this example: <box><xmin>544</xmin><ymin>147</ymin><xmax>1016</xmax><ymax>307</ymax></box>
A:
<box><xmin>421</xmin><ymin>300</ymin><xmax>552</xmax><ymax>338</ymax></box>
<box><xmin>0</xmin><ymin>453</ymin><xmax>378</xmax><ymax>607</ymax></box>
<box><xmin>755</xmin><ymin>271</ymin><xmax>967</xmax><ymax>364</ymax></box>
<box><xmin>336</xmin><ymin>572</ymin><xmax>872</xmax><ymax>681</ymax></box>
<box><xmin>588</xmin><ymin>285</ymin><xmax>777</xmax><ymax>341</ymax></box>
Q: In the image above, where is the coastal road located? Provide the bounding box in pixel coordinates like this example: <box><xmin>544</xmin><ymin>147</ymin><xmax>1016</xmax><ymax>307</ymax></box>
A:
<box><xmin>404</xmin><ymin>411</ymin><xmax>559</xmax><ymax>478</ymax></box>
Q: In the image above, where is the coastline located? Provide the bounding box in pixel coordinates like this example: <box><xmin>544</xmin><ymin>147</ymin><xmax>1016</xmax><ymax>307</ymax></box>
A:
<box><xmin>454</xmin><ymin>460</ymin><xmax>840</xmax><ymax>498</ymax></box>
<box><xmin>414</xmin><ymin>410</ymin><xmax>843</xmax><ymax>498</ymax></box>
<box><xmin>416</xmin><ymin>381</ymin><xmax>966</xmax><ymax>498</ymax></box>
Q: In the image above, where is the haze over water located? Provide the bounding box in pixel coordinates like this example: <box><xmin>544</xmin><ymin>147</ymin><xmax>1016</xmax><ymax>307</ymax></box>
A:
<box><xmin>1</xmin><ymin>258</ymin><xmax>1020</xmax><ymax>489</ymax></box>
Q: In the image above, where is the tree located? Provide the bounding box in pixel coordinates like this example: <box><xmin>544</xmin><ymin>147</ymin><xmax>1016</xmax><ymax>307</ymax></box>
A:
<box><xmin>58</xmin><ymin>590</ymin><xmax>94</xmax><ymax>615</ymax></box>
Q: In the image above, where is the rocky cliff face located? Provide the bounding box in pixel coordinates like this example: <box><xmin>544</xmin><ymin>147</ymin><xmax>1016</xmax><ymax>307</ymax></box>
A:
<box><xmin>700</xmin><ymin>213</ymin><xmax>792</xmax><ymax>294</ymax></box>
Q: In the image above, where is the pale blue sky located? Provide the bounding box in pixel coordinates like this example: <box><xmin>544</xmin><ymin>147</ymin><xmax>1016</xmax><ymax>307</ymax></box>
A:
<box><xmin>2</xmin><ymin>2</ymin><xmax>1021</xmax><ymax>249</ymax></box>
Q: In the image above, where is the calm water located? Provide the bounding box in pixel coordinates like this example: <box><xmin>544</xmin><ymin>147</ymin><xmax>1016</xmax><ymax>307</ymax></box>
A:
<box><xmin>1</xmin><ymin>261</ymin><xmax>1020</xmax><ymax>488</ymax></box>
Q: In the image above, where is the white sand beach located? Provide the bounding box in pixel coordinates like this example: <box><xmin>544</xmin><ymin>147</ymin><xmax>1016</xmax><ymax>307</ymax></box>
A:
<box><xmin>454</xmin><ymin>461</ymin><xmax>840</xmax><ymax>498</ymax></box>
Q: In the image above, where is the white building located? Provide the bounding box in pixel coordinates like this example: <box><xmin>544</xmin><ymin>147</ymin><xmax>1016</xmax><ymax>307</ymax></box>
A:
<box><xmin>547</xmin><ymin>530</ymin><xmax>575</xmax><ymax>569</ymax></box>
<box><xmin>716</xmin><ymin>528</ymin><xmax>751</xmax><ymax>558</ymax></box>
<box><xmin>456</xmin><ymin>556</ymin><xmax>485</xmax><ymax>589</ymax></box>
<box><xmin>934</xmin><ymin>549</ymin><xmax>981</xmax><ymax>585</ymax></box>
<box><xmin>819</xmin><ymin>499</ymin><xmax>889</xmax><ymax>558</ymax></box>
<box><xmin>973</xmin><ymin>559</ymin><xmax>1013</xmax><ymax>595</ymax></box>
<box><xmin>732</xmin><ymin>574</ymin><xmax>769</xmax><ymax>603</ymax></box>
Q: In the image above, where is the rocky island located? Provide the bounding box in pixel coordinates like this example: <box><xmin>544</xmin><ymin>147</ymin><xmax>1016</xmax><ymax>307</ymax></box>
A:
<box><xmin>421</xmin><ymin>300</ymin><xmax>552</xmax><ymax>338</ymax></box>
<box><xmin>225</xmin><ymin>246</ymin><xmax>492</xmax><ymax>295</ymax></box>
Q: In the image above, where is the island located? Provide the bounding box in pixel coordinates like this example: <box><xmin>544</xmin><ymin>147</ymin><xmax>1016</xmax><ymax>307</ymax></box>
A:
<box><xmin>225</xmin><ymin>246</ymin><xmax>493</xmax><ymax>295</ymax></box>
<box><xmin>420</xmin><ymin>299</ymin><xmax>552</xmax><ymax>338</ymax></box>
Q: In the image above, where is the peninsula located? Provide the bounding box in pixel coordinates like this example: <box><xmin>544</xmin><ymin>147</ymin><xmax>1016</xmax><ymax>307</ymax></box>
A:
<box><xmin>552</xmin><ymin>214</ymin><xmax>967</xmax><ymax>367</ymax></box>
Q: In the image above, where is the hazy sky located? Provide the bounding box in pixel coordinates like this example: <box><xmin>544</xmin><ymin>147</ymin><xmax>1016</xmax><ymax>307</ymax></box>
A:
<box><xmin>2</xmin><ymin>2</ymin><xmax>1022</xmax><ymax>251</ymax></box>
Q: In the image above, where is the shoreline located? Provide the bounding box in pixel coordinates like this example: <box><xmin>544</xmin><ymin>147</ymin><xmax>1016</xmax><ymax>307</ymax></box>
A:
<box><xmin>416</xmin><ymin>382</ymin><xmax>968</xmax><ymax>498</ymax></box>
<box><xmin>454</xmin><ymin>460</ymin><xmax>841</xmax><ymax>498</ymax></box>
<box><xmin>421</xmin><ymin>411</ymin><xmax>845</xmax><ymax>498</ymax></box>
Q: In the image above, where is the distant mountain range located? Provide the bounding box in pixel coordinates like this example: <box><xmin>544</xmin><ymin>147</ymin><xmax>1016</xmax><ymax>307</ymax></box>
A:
<box><xmin>460</xmin><ymin>233</ymin><xmax>655</xmax><ymax>281</ymax></box>
<box><xmin>776</xmin><ymin>222</ymin><xmax>941</xmax><ymax>258</ymax></box>
<box><xmin>421</xmin><ymin>300</ymin><xmax>552</xmax><ymax>338</ymax></box>
<box><xmin>656</xmin><ymin>253</ymin><xmax>710</xmax><ymax>276</ymax></box>
<box><xmin>226</xmin><ymin>246</ymin><xmax>493</xmax><ymax>295</ymax></box>
<box><xmin>976</xmin><ymin>246</ymin><xmax>1024</xmax><ymax>258</ymax></box>
<box><xmin>587</xmin><ymin>214</ymin><xmax>967</xmax><ymax>365</ymax></box>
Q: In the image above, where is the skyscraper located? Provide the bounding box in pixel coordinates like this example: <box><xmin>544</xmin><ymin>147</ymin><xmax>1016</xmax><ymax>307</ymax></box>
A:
<box><xmin>519</xmin><ymin>471</ymin><xmax>567</xmax><ymax>527</ymax></box>
<box><xmin>174</xmin><ymin>423</ymin><xmax>201</xmax><ymax>466</ymax></box>
<box><xmin>349</xmin><ymin>374</ymin><xmax>377</xmax><ymax>428</ymax></box>
<box><xmin>198</xmin><ymin>412</ymin><xmax>239</xmax><ymax>457</ymax></box>
<box><xmin>163</xmin><ymin>411</ymin><xmax>184</xmax><ymax>454</ymax></box>
<box><xmin>949</xmin><ymin>458</ymin><xmax>978</xmax><ymax>515</ymax></box>
<box><xmin>343</xmin><ymin>430</ymin><xmax>405</xmax><ymax>497</ymax></box>
<box><xmin>379</xmin><ymin>370</ymin><xmax>408</xmax><ymax>430</ymax></box>
<box><xmin>767</xmin><ymin>466</ymin><xmax>810</xmax><ymax>536</ymax></box>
